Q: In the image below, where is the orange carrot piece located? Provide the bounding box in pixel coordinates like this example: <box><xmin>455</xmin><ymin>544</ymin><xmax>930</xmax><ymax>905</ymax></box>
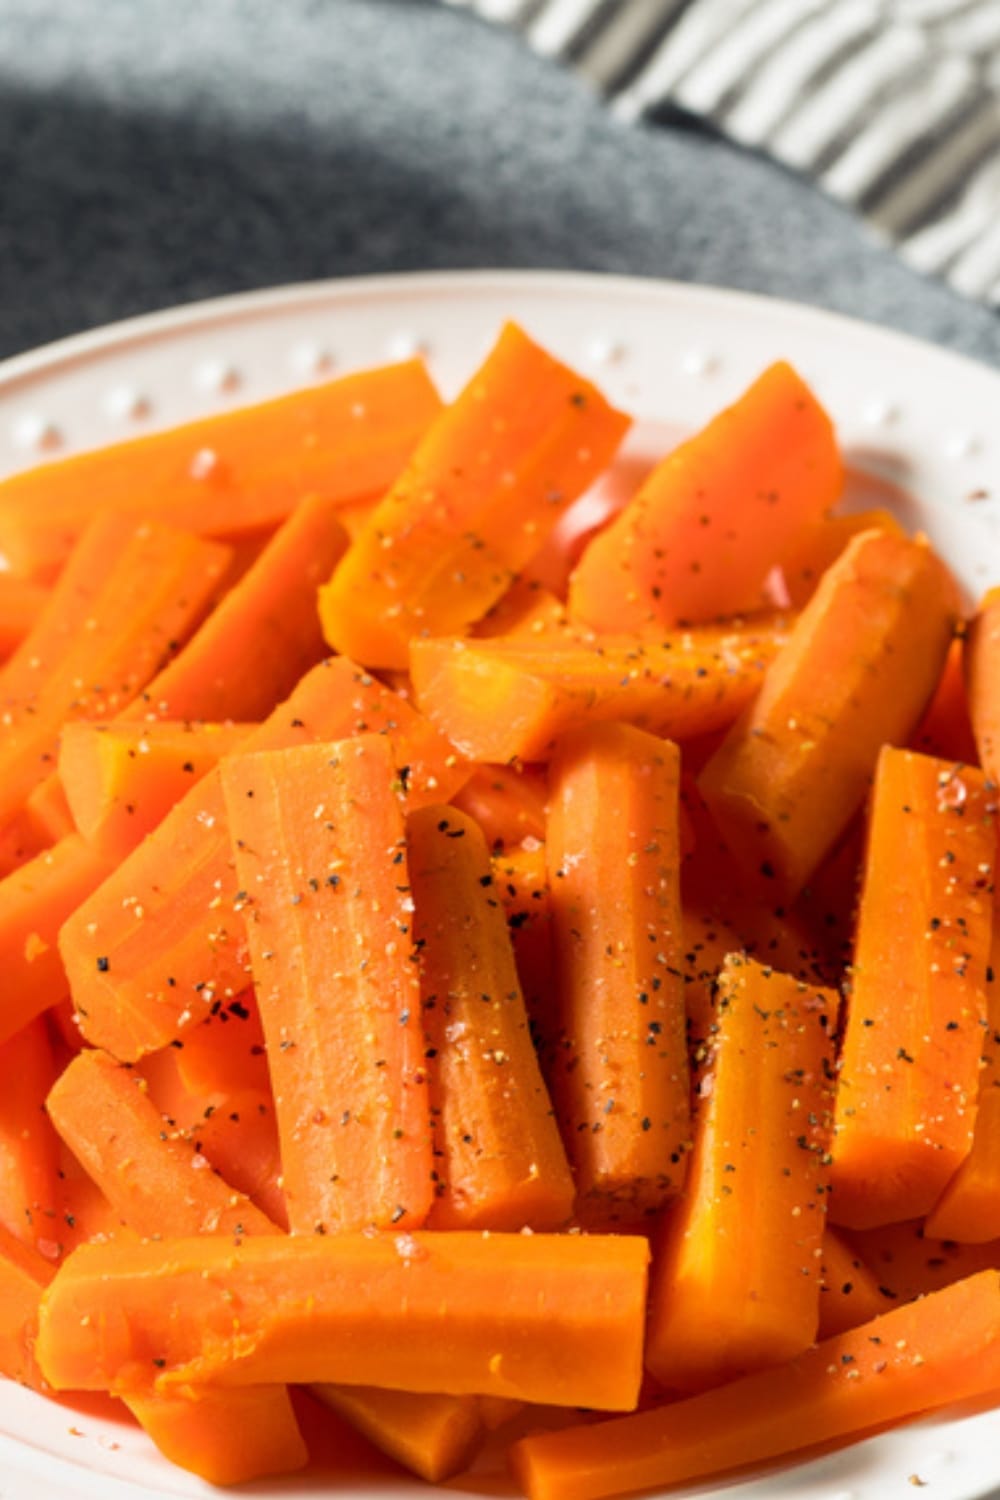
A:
<box><xmin>451</xmin><ymin>763</ymin><xmax>548</xmax><ymax>851</ymax></box>
<box><xmin>679</xmin><ymin>904</ymin><xmax>744</xmax><ymax>1070</ymax></box>
<box><xmin>0</xmin><ymin>514</ymin><xmax>231</xmax><ymax>828</ymax></box>
<box><xmin>411</xmin><ymin>617</ymin><xmax>789</xmax><ymax>765</ymax></box>
<box><xmin>817</xmin><ymin>1227</ymin><xmax>887</xmax><ymax>1339</ymax></box>
<box><xmin>0</xmin><ymin>361</ymin><xmax>441</xmax><ymax>580</ymax></box>
<box><xmin>568</xmin><ymin>361</ymin><xmax>841</xmax><ymax>633</ymax></box>
<box><xmin>220</xmin><ymin>737</ymin><xmax>432</xmax><ymax>1235</ymax></box>
<box><xmin>0</xmin><ymin>1019</ymin><xmax>61</xmax><ymax>1256</ymax></box>
<box><xmin>699</xmin><ymin>531</ymin><xmax>958</xmax><ymax>900</ymax></box>
<box><xmin>849</xmin><ymin>1219</ymin><xmax>1000</xmax><ymax>1303</ymax></box>
<box><xmin>46</xmin><ymin>1049</ymin><xmax>276</xmax><ymax>1239</ymax></box>
<box><xmin>313</xmin><ymin>1385</ymin><xmax>485</xmax><ymax>1483</ymax></box>
<box><xmin>0</xmin><ymin>1222</ymin><xmax>53</xmax><ymax>1388</ymax></box>
<box><xmin>491</xmin><ymin>843</ymin><xmax>556</xmax><ymax>1077</ymax></box>
<box><xmin>173</xmin><ymin>995</ymin><xmax>271</xmax><ymax>1098</ymax></box>
<box><xmin>60</xmin><ymin>657</ymin><xmax>468</xmax><ymax>1062</ymax></box>
<box><xmin>0</xmin><ymin>575</ymin><xmax>49</xmax><ymax>659</ymax></box>
<box><xmin>911</xmin><ymin>637</ymin><xmax>979</xmax><ymax>765</ymax></box>
<box><xmin>776</xmin><ymin>506</ymin><xmax>903</xmax><ymax>608</ymax></box>
<box><xmin>59</xmin><ymin>720</ymin><xmax>252</xmax><ymax>862</ymax></box>
<box><xmin>188</xmin><ymin>1087</ymin><xmax>288</xmax><ymax>1231</ymax></box>
<box><xmin>473</xmin><ymin>578</ymin><xmax>570</xmax><ymax>639</ymax></box>
<box><xmin>831</xmin><ymin>749</ymin><xmax>996</xmax><ymax>1230</ymax></box>
<box><xmin>320</xmin><ymin>323</ymin><xmax>629</xmax><ymax>669</ymax></box>
<box><xmin>645</xmin><ymin>955</ymin><xmax>835</xmax><ymax>1393</ymax></box>
<box><xmin>408</xmin><ymin>805</ymin><xmax>573</xmax><ymax>1231</ymax></box>
<box><xmin>509</xmin><ymin>1270</ymin><xmax>1000</xmax><ymax>1500</ymax></box>
<box><xmin>967</xmin><ymin>584</ymin><xmax>1000</xmax><ymax>782</ymax></box>
<box><xmin>36</xmin><ymin>1230</ymin><xmax>649</xmax><ymax>1411</ymax></box>
<box><xmin>546</xmin><ymin>723</ymin><xmax>690</xmax><ymax>1222</ymax></box>
<box><xmin>124</xmin><ymin>1385</ymin><xmax>308</xmax><ymax>1486</ymax></box>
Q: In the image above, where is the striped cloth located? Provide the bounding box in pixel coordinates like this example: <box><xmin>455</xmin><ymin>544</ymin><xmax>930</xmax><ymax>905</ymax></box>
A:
<box><xmin>445</xmin><ymin>0</ymin><xmax>1000</xmax><ymax>306</ymax></box>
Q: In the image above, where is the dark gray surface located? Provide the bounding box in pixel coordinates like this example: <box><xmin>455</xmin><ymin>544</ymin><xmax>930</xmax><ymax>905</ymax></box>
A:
<box><xmin>0</xmin><ymin>0</ymin><xmax>998</xmax><ymax>364</ymax></box>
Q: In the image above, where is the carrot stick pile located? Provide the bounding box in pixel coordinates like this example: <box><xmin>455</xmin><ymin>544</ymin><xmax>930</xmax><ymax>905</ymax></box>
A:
<box><xmin>0</xmin><ymin>323</ymin><xmax>996</xmax><ymax>1498</ymax></box>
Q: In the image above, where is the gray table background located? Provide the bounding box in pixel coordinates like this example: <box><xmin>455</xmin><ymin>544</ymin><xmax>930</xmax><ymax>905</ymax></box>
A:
<box><xmin>0</xmin><ymin>0</ymin><xmax>998</xmax><ymax>367</ymax></box>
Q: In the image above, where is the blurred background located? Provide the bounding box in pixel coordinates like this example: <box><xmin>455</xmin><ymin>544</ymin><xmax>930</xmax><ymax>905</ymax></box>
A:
<box><xmin>1</xmin><ymin>0</ymin><xmax>998</xmax><ymax>363</ymax></box>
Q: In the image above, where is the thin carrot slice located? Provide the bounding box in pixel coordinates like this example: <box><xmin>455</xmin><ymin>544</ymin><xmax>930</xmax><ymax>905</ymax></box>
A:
<box><xmin>0</xmin><ymin>514</ymin><xmax>231</xmax><ymax>828</ymax></box>
<box><xmin>312</xmin><ymin>1386</ymin><xmax>485</xmax><ymax>1484</ymax></box>
<box><xmin>0</xmin><ymin>575</ymin><xmax>49</xmax><ymax>660</ymax></box>
<box><xmin>699</xmin><ymin>530</ymin><xmax>958</xmax><ymax>901</ymax></box>
<box><xmin>45</xmin><ymin>1049</ymin><xmax>277</xmax><ymax>1239</ymax></box>
<box><xmin>451</xmin><ymin>764</ymin><xmax>548</xmax><ymax>851</ymax></box>
<box><xmin>124</xmin><ymin>1386</ymin><xmax>308</xmax><ymax>1486</ymax></box>
<box><xmin>568</xmin><ymin>361</ymin><xmax>841</xmax><ymax>632</ymax></box>
<box><xmin>645</xmin><ymin>955</ymin><xmax>835</xmax><ymax>1393</ymax></box>
<box><xmin>546</xmin><ymin>723</ymin><xmax>690</xmax><ymax>1222</ymax></box>
<box><xmin>0</xmin><ymin>1019</ymin><xmax>61</xmax><ymax>1256</ymax></box>
<box><xmin>776</xmin><ymin>506</ymin><xmax>903</xmax><ymax>608</ymax></box>
<box><xmin>408</xmin><ymin>805</ymin><xmax>574</xmax><ymax>1231</ymax></box>
<box><xmin>320</xmin><ymin>323</ymin><xmax>629</xmax><ymax>669</ymax></box>
<box><xmin>60</xmin><ymin>658</ymin><xmax>468</xmax><ymax>1062</ymax></box>
<box><xmin>967</xmin><ymin>584</ymin><xmax>1000</xmax><ymax>782</ymax></box>
<box><xmin>0</xmin><ymin>1222</ymin><xmax>53</xmax><ymax>1388</ymax></box>
<box><xmin>59</xmin><ymin>720</ymin><xmax>252</xmax><ymax>862</ymax></box>
<box><xmin>411</xmin><ymin>617</ymin><xmax>789</xmax><ymax>765</ymax></box>
<box><xmin>911</xmin><ymin>637</ymin><xmax>979</xmax><ymax>765</ymax></box>
<box><xmin>221</xmin><ymin>737</ymin><xmax>432</xmax><ymax>1235</ymax></box>
<box><xmin>508</xmin><ymin>1270</ymin><xmax>1000</xmax><ymax>1500</ymax></box>
<box><xmin>0</xmin><ymin>361</ymin><xmax>441</xmax><ymax>580</ymax></box>
<box><xmin>817</xmin><ymin>1227</ymin><xmax>888</xmax><ymax>1338</ymax></box>
<box><xmin>36</xmin><ymin>1230</ymin><xmax>650</xmax><ymax>1412</ymax></box>
<box><xmin>831</xmin><ymin>749</ymin><xmax>996</xmax><ymax>1230</ymax></box>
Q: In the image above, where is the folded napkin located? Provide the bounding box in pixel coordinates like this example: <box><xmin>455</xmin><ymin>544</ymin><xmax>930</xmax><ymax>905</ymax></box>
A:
<box><xmin>448</xmin><ymin>0</ymin><xmax>1000</xmax><ymax>306</ymax></box>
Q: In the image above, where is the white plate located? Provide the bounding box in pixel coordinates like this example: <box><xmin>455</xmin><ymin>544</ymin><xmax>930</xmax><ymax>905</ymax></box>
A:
<box><xmin>0</xmin><ymin>271</ymin><xmax>998</xmax><ymax>1500</ymax></box>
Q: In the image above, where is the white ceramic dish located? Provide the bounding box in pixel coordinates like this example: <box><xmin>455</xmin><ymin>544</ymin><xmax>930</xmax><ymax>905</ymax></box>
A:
<box><xmin>0</xmin><ymin>270</ymin><xmax>997</xmax><ymax>1500</ymax></box>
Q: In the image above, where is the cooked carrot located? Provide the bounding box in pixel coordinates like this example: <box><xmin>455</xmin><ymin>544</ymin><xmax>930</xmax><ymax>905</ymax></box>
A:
<box><xmin>911</xmin><ymin>637</ymin><xmax>979</xmax><ymax>765</ymax></box>
<box><xmin>36</xmin><ymin>1230</ymin><xmax>649</xmax><ymax>1411</ymax></box>
<box><xmin>46</xmin><ymin>1049</ymin><xmax>276</xmax><ymax>1239</ymax></box>
<box><xmin>831</xmin><ymin>749</ymin><xmax>996</xmax><ymax>1230</ymax></box>
<box><xmin>509</xmin><ymin>1269</ymin><xmax>1000</xmax><ymax>1500</ymax></box>
<box><xmin>0</xmin><ymin>575</ymin><xmax>49</xmax><ymax>660</ymax></box>
<box><xmin>0</xmin><ymin>361</ymin><xmax>441</xmax><ymax>580</ymax></box>
<box><xmin>221</xmin><ymin>737</ymin><xmax>432</xmax><ymax>1234</ymax></box>
<box><xmin>849</xmin><ymin>1219</ymin><xmax>1000</xmax><ymax>1303</ymax></box>
<box><xmin>59</xmin><ymin>720</ymin><xmax>252</xmax><ymax>861</ymax></box>
<box><xmin>645</xmin><ymin>955</ymin><xmax>835</xmax><ymax>1392</ymax></box>
<box><xmin>451</xmin><ymin>763</ymin><xmax>548</xmax><ymax>851</ymax></box>
<box><xmin>320</xmin><ymin>323</ymin><xmax>629</xmax><ymax>669</ymax></box>
<box><xmin>124</xmin><ymin>1386</ymin><xmax>308</xmax><ymax>1486</ymax></box>
<box><xmin>776</xmin><ymin>507</ymin><xmax>903</xmax><ymax>608</ymax></box>
<box><xmin>60</xmin><ymin>657</ymin><xmax>468</xmax><ymax>1062</ymax></box>
<box><xmin>173</xmin><ymin>995</ymin><xmax>271</xmax><ymax>1099</ymax></box>
<box><xmin>411</xmin><ymin>617</ymin><xmax>789</xmax><ymax>764</ymax></box>
<box><xmin>679</xmin><ymin>904</ymin><xmax>744</xmax><ymax>1071</ymax></box>
<box><xmin>0</xmin><ymin>1222</ymin><xmax>53</xmax><ymax>1388</ymax></box>
<box><xmin>0</xmin><ymin>514</ymin><xmax>231</xmax><ymax>829</ymax></box>
<box><xmin>699</xmin><ymin>530</ymin><xmax>958</xmax><ymax>901</ymax></box>
<box><xmin>473</xmin><ymin>578</ymin><xmax>571</xmax><ymax>639</ymax></box>
<box><xmin>546</xmin><ymin>723</ymin><xmax>690</xmax><ymax>1222</ymax></box>
<box><xmin>491</xmin><ymin>842</ymin><xmax>556</xmax><ymax>1077</ymax></box>
<box><xmin>313</xmin><ymin>1385</ymin><xmax>485</xmax><ymax>1484</ymax></box>
<box><xmin>408</xmin><ymin>805</ymin><xmax>574</xmax><ymax>1231</ymax></box>
<box><xmin>569</xmin><ymin>361</ymin><xmax>841</xmax><ymax>633</ymax></box>
<box><xmin>967</xmin><ymin>584</ymin><xmax>1000</xmax><ymax>782</ymax></box>
<box><xmin>793</xmin><ymin>817</ymin><xmax>864</xmax><ymax>989</ymax></box>
<box><xmin>187</xmin><ymin>1087</ymin><xmax>288</xmax><ymax>1231</ymax></box>
<box><xmin>817</xmin><ymin>1226</ymin><xmax>887</xmax><ymax>1338</ymax></box>
<box><xmin>53</xmin><ymin>1139</ymin><xmax>130</xmax><ymax>1255</ymax></box>
<box><xmin>0</xmin><ymin>1019</ymin><xmax>61</xmax><ymax>1256</ymax></box>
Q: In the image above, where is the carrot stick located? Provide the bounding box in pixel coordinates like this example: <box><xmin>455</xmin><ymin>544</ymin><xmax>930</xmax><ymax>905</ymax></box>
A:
<box><xmin>188</xmin><ymin>1088</ymin><xmax>288</xmax><ymax>1231</ymax></box>
<box><xmin>173</xmin><ymin>995</ymin><xmax>271</xmax><ymax>1098</ymax></box>
<box><xmin>124</xmin><ymin>1386</ymin><xmax>308</xmax><ymax>1486</ymax></box>
<box><xmin>0</xmin><ymin>575</ymin><xmax>49</xmax><ymax>659</ymax></box>
<box><xmin>59</xmin><ymin>720</ymin><xmax>252</xmax><ymax>862</ymax></box>
<box><xmin>0</xmin><ymin>361</ymin><xmax>441</xmax><ymax>580</ymax></box>
<box><xmin>967</xmin><ymin>584</ymin><xmax>1000</xmax><ymax>782</ymax></box>
<box><xmin>0</xmin><ymin>1019</ymin><xmax>61</xmax><ymax>1256</ymax></box>
<box><xmin>546</xmin><ymin>723</ymin><xmax>690</xmax><ymax>1222</ymax></box>
<box><xmin>451</xmin><ymin>763</ymin><xmax>548</xmax><ymax>851</ymax></box>
<box><xmin>312</xmin><ymin>1385</ymin><xmax>485</xmax><ymax>1484</ymax></box>
<box><xmin>35</xmin><ymin>1230</ymin><xmax>650</xmax><ymax>1411</ymax></box>
<box><xmin>699</xmin><ymin>530</ymin><xmax>959</xmax><ymax>901</ymax></box>
<box><xmin>645</xmin><ymin>955</ymin><xmax>835</xmax><ymax>1393</ymax></box>
<box><xmin>0</xmin><ymin>514</ymin><xmax>231</xmax><ymax>828</ymax></box>
<box><xmin>568</xmin><ymin>361</ymin><xmax>841</xmax><ymax>632</ymax></box>
<box><xmin>491</xmin><ymin>843</ymin><xmax>556</xmax><ymax>1078</ymax></box>
<box><xmin>220</xmin><ymin>736</ymin><xmax>432</xmax><ymax>1234</ymax></box>
<box><xmin>508</xmin><ymin>1269</ymin><xmax>1000</xmax><ymax>1500</ymax></box>
<box><xmin>473</xmin><ymin>578</ymin><xmax>570</xmax><ymax>639</ymax></box>
<box><xmin>831</xmin><ymin>749</ymin><xmax>996</xmax><ymax>1230</ymax></box>
<box><xmin>407</xmin><ymin>805</ymin><xmax>574</xmax><ymax>1231</ymax></box>
<box><xmin>45</xmin><ymin>1049</ymin><xmax>277</xmax><ymax>1239</ymax></box>
<box><xmin>911</xmin><ymin>636</ymin><xmax>979</xmax><ymax>765</ymax></box>
<box><xmin>679</xmin><ymin>904</ymin><xmax>744</xmax><ymax>1073</ymax></box>
<box><xmin>320</xmin><ymin>323</ymin><xmax>629</xmax><ymax>669</ymax></box>
<box><xmin>776</xmin><ymin>506</ymin><xmax>903</xmax><ymax>608</ymax></box>
<box><xmin>411</xmin><ymin>617</ymin><xmax>789</xmax><ymax>765</ymax></box>
<box><xmin>848</xmin><ymin>1219</ymin><xmax>1000</xmax><ymax>1303</ymax></box>
<box><xmin>817</xmin><ymin>1227</ymin><xmax>887</xmax><ymax>1338</ymax></box>
<box><xmin>0</xmin><ymin>1222</ymin><xmax>53</xmax><ymax>1388</ymax></box>
<box><xmin>60</xmin><ymin>657</ymin><xmax>468</xmax><ymax>1062</ymax></box>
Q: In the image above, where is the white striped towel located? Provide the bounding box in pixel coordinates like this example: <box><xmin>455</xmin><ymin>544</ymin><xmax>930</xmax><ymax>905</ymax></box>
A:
<box><xmin>444</xmin><ymin>0</ymin><xmax>1000</xmax><ymax>306</ymax></box>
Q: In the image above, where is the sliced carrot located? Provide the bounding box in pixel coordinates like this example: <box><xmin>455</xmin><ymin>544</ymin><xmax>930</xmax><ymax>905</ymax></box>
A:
<box><xmin>0</xmin><ymin>361</ymin><xmax>441</xmax><ymax>580</ymax></box>
<box><xmin>509</xmin><ymin>1270</ymin><xmax>1000</xmax><ymax>1500</ymax></box>
<box><xmin>848</xmin><ymin>1219</ymin><xmax>1000</xmax><ymax>1303</ymax></box>
<box><xmin>679</xmin><ymin>904</ymin><xmax>744</xmax><ymax>1071</ymax></box>
<box><xmin>59</xmin><ymin>720</ymin><xmax>252</xmax><ymax>862</ymax></box>
<box><xmin>320</xmin><ymin>323</ymin><xmax>629</xmax><ymax>669</ymax></box>
<box><xmin>36</xmin><ymin>1230</ymin><xmax>650</xmax><ymax>1412</ymax></box>
<box><xmin>0</xmin><ymin>514</ymin><xmax>231</xmax><ymax>828</ymax></box>
<box><xmin>173</xmin><ymin>996</ymin><xmax>270</xmax><ymax>1099</ymax></box>
<box><xmin>568</xmin><ymin>361</ymin><xmax>841</xmax><ymax>632</ymax></box>
<box><xmin>491</xmin><ymin>843</ymin><xmax>556</xmax><ymax>1077</ymax></box>
<box><xmin>312</xmin><ymin>1385</ymin><xmax>485</xmax><ymax>1483</ymax></box>
<box><xmin>473</xmin><ymin>578</ymin><xmax>571</xmax><ymax>639</ymax></box>
<box><xmin>53</xmin><ymin>1140</ymin><xmax>129</xmax><ymax>1255</ymax></box>
<box><xmin>188</xmin><ymin>1087</ymin><xmax>288</xmax><ymax>1231</ymax></box>
<box><xmin>699</xmin><ymin>530</ymin><xmax>958</xmax><ymax>900</ymax></box>
<box><xmin>411</xmin><ymin>617</ymin><xmax>789</xmax><ymax>764</ymax></box>
<box><xmin>451</xmin><ymin>763</ymin><xmax>547</xmax><ymax>852</ymax></box>
<box><xmin>911</xmin><ymin>636</ymin><xmax>979</xmax><ymax>765</ymax></box>
<box><xmin>124</xmin><ymin>1386</ymin><xmax>308</xmax><ymax>1486</ymax></box>
<box><xmin>831</xmin><ymin>749</ymin><xmax>996</xmax><ymax>1230</ymax></box>
<box><xmin>645</xmin><ymin>955</ymin><xmax>835</xmax><ymax>1393</ymax></box>
<box><xmin>45</xmin><ymin>1049</ymin><xmax>277</xmax><ymax>1238</ymax></box>
<box><xmin>220</xmin><ymin>737</ymin><xmax>432</xmax><ymax>1235</ymax></box>
<box><xmin>60</xmin><ymin>657</ymin><xmax>468</xmax><ymax>1062</ymax></box>
<box><xmin>0</xmin><ymin>1222</ymin><xmax>53</xmax><ymax>1388</ymax></box>
<box><xmin>408</xmin><ymin>804</ymin><xmax>573</xmax><ymax>1231</ymax></box>
<box><xmin>967</xmin><ymin>584</ymin><xmax>1000</xmax><ymax>782</ymax></box>
<box><xmin>817</xmin><ymin>1227</ymin><xmax>887</xmax><ymax>1339</ymax></box>
<box><xmin>776</xmin><ymin>507</ymin><xmax>903</xmax><ymax>608</ymax></box>
<box><xmin>0</xmin><ymin>1019</ymin><xmax>61</xmax><ymax>1256</ymax></box>
<box><xmin>546</xmin><ymin>723</ymin><xmax>689</xmax><ymax>1222</ymax></box>
<box><xmin>0</xmin><ymin>575</ymin><xmax>49</xmax><ymax>660</ymax></box>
